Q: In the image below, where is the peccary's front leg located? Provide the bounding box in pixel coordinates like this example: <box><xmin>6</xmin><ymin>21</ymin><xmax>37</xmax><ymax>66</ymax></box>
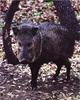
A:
<box><xmin>30</xmin><ymin>63</ymin><xmax>40</xmax><ymax>90</ymax></box>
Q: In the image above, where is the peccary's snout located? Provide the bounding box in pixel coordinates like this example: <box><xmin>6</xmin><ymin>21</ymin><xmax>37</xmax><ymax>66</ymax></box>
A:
<box><xmin>19</xmin><ymin>58</ymin><xmax>27</xmax><ymax>64</ymax></box>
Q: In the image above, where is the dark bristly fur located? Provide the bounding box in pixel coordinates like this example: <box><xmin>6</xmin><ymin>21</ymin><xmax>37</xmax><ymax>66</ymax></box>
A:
<box><xmin>13</xmin><ymin>22</ymin><xmax>75</xmax><ymax>89</ymax></box>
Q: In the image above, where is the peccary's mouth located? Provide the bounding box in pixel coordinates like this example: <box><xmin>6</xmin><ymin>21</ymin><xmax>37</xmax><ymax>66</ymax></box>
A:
<box><xmin>19</xmin><ymin>58</ymin><xmax>28</xmax><ymax>64</ymax></box>
<box><xmin>19</xmin><ymin>57</ymin><xmax>35</xmax><ymax>64</ymax></box>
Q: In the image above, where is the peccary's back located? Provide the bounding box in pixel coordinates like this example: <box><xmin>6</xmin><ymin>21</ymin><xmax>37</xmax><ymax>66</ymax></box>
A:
<box><xmin>38</xmin><ymin>22</ymin><xmax>75</xmax><ymax>60</ymax></box>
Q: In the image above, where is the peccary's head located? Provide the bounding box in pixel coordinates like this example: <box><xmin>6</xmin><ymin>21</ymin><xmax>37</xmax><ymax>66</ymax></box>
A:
<box><xmin>13</xmin><ymin>23</ymin><xmax>42</xmax><ymax>64</ymax></box>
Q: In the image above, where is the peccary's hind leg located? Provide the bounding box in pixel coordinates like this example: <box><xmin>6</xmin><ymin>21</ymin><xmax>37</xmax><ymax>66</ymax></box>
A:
<box><xmin>53</xmin><ymin>58</ymin><xmax>71</xmax><ymax>81</ymax></box>
<box><xmin>65</xmin><ymin>59</ymin><xmax>71</xmax><ymax>81</ymax></box>
<box><xmin>53</xmin><ymin>64</ymin><xmax>62</xmax><ymax>80</ymax></box>
<box><xmin>30</xmin><ymin>63</ymin><xmax>40</xmax><ymax>90</ymax></box>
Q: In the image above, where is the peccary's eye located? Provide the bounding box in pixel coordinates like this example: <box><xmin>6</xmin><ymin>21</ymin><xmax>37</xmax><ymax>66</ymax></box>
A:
<box><xmin>18</xmin><ymin>42</ymin><xmax>22</xmax><ymax>47</ymax></box>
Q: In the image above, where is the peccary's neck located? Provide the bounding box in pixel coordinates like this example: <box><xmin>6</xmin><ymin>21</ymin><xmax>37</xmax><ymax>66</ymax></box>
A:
<box><xmin>32</xmin><ymin>31</ymin><xmax>43</xmax><ymax>61</ymax></box>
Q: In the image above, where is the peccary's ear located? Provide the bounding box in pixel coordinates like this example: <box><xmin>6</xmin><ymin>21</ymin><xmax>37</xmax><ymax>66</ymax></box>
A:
<box><xmin>32</xmin><ymin>26</ymin><xmax>38</xmax><ymax>36</ymax></box>
<box><xmin>12</xmin><ymin>26</ymin><xmax>19</xmax><ymax>36</ymax></box>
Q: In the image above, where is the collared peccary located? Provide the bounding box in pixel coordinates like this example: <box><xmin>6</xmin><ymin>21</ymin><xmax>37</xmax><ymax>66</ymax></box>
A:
<box><xmin>13</xmin><ymin>21</ymin><xmax>75</xmax><ymax>90</ymax></box>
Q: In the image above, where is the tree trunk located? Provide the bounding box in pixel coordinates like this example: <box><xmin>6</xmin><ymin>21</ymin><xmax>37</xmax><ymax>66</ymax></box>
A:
<box><xmin>2</xmin><ymin>0</ymin><xmax>20</xmax><ymax>65</ymax></box>
<box><xmin>54</xmin><ymin>0</ymin><xmax>80</xmax><ymax>40</ymax></box>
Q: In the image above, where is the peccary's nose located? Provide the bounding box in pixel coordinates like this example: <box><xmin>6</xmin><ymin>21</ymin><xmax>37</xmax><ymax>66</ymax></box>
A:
<box><xmin>20</xmin><ymin>58</ymin><xmax>27</xmax><ymax>64</ymax></box>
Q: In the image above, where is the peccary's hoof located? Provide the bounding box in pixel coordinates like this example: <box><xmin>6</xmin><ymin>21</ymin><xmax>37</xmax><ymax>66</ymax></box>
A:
<box><xmin>32</xmin><ymin>87</ymin><xmax>37</xmax><ymax>91</ymax></box>
<box><xmin>32</xmin><ymin>85</ymin><xmax>37</xmax><ymax>91</ymax></box>
<box><xmin>66</xmin><ymin>77</ymin><xmax>70</xmax><ymax>82</ymax></box>
<box><xmin>53</xmin><ymin>75</ymin><xmax>58</xmax><ymax>81</ymax></box>
<box><xmin>31</xmin><ymin>82</ymin><xmax>37</xmax><ymax>91</ymax></box>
